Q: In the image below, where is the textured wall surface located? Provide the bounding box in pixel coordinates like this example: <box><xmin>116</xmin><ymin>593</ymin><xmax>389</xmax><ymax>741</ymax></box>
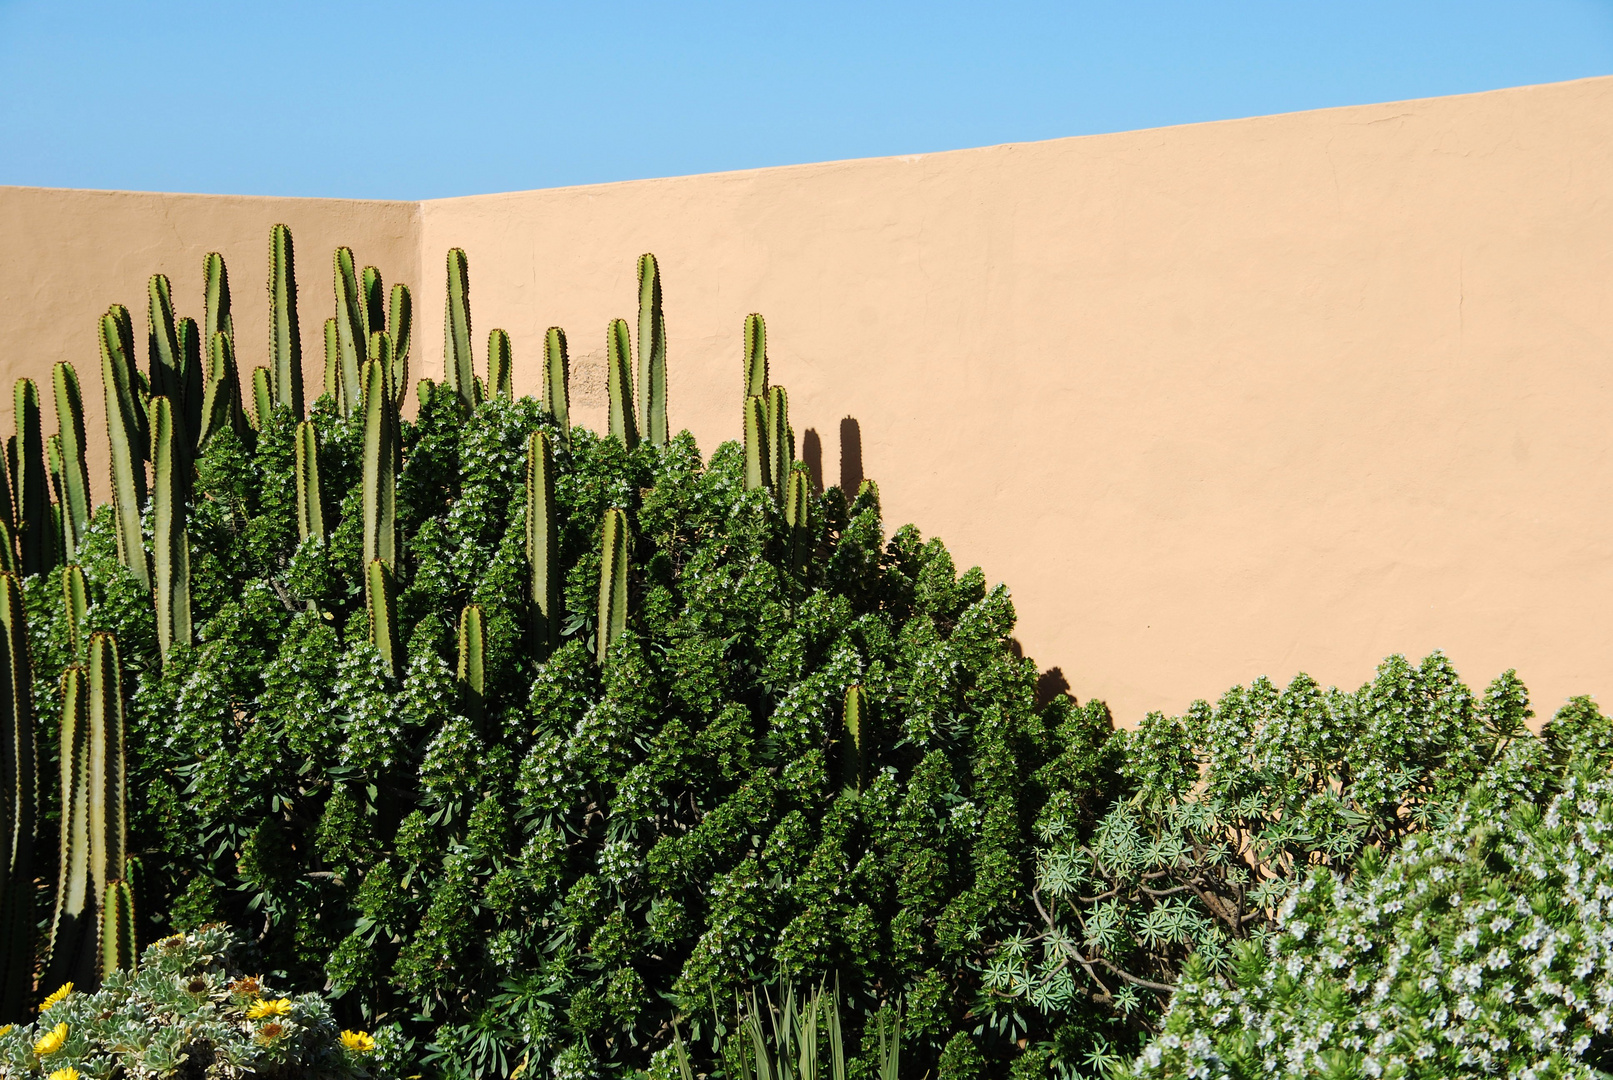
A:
<box><xmin>5</xmin><ymin>75</ymin><xmax>1613</xmax><ymax>724</ymax></box>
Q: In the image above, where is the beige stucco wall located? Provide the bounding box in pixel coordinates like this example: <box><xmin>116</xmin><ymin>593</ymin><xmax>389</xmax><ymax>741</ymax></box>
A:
<box><xmin>5</xmin><ymin>74</ymin><xmax>1613</xmax><ymax>724</ymax></box>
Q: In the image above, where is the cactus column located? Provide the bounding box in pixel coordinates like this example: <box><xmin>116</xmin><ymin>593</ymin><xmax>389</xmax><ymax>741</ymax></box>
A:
<box><xmin>99</xmin><ymin>313</ymin><xmax>149</xmax><ymax>586</ymax></box>
<box><xmin>150</xmin><ymin>396</ymin><xmax>191</xmax><ymax>662</ymax></box>
<box><xmin>87</xmin><ymin>632</ymin><xmax>129</xmax><ymax>979</ymax></box>
<box><xmin>543</xmin><ymin>327</ymin><xmax>570</xmax><ymax>442</ymax></box>
<box><xmin>361</xmin><ymin>359</ymin><xmax>397</xmax><ymax>572</ymax></box>
<box><xmin>52</xmin><ymin>362</ymin><xmax>92</xmax><ymax>554</ymax></box>
<box><xmin>526</xmin><ymin>432</ymin><xmax>560</xmax><ymax>659</ymax></box>
<box><xmin>606</xmin><ymin>319</ymin><xmax>638</xmax><ymax>449</ymax></box>
<box><xmin>334</xmin><ymin>247</ymin><xmax>366</xmax><ymax>415</ymax></box>
<box><xmin>268</xmin><ymin>224</ymin><xmax>305</xmax><ymax>417</ymax></box>
<box><xmin>596</xmin><ymin>508</ymin><xmax>630</xmax><ymax>664</ymax></box>
<box><xmin>636</xmin><ymin>253</ymin><xmax>668</xmax><ymax>445</ymax></box>
<box><xmin>14</xmin><ymin>379</ymin><xmax>55</xmax><ymax>576</ymax></box>
<box><xmin>47</xmin><ymin>664</ymin><xmax>93</xmax><ymax>990</ymax></box>
<box><xmin>444</xmin><ymin>248</ymin><xmax>475</xmax><ymax>409</ymax></box>
<box><xmin>0</xmin><ymin>574</ymin><xmax>34</xmax><ymax>1019</ymax></box>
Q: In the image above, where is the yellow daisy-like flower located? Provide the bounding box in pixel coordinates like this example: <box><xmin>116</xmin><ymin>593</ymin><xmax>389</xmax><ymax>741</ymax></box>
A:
<box><xmin>33</xmin><ymin>1022</ymin><xmax>68</xmax><ymax>1056</ymax></box>
<box><xmin>245</xmin><ymin>998</ymin><xmax>293</xmax><ymax>1020</ymax></box>
<box><xmin>339</xmin><ymin>1029</ymin><xmax>376</xmax><ymax>1054</ymax></box>
<box><xmin>39</xmin><ymin>983</ymin><xmax>73</xmax><ymax>1010</ymax></box>
<box><xmin>0</xmin><ymin>1024</ymin><xmax>12</xmax><ymax>1037</ymax></box>
<box><xmin>48</xmin><ymin>1068</ymin><xmax>80</xmax><ymax>1080</ymax></box>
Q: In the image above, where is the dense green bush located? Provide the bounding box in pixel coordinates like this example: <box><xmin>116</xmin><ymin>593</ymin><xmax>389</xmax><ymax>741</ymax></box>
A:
<box><xmin>0</xmin><ymin>926</ymin><xmax>386</xmax><ymax>1078</ymax></box>
<box><xmin>1120</xmin><ymin>713</ymin><xmax>1613</xmax><ymax>1079</ymax></box>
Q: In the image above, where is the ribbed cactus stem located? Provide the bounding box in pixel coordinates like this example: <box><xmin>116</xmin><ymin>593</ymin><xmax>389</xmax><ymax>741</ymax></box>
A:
<box><xmin>368</xmin><ymin>330</ymin><xmax>396</xmax><ymax>410</ymax></box>
<box><xmin>841</xmin><ymin>684</ymin><xmax>869</xmax><ymax>794</ymax></box>
<box><xmin>174</xmin><ymin>316</ymin><xmax>203</xmax><ymax>457</ymax></box>
<box><xmin>149</xmin><ymin>396</ymin><xmax>191</xmax><ymax>661</ymax></box>
<box><xmin>294</xmin><ymin>421</ymin><xmax>325</xmax><ymax>543</ymax></box>
<box><xmin>744</xmin><ymin>312</ymin><xmax>768</xmax><ymax>399</ymax></box>
<box><xmin>197</xmin><ymin>332</ymin><xmax>247</xmax><ymax>449</ymax></box>
<box><xmin>334</xmin><ymin>246</ymin><xmax>365</xmax><ymax>414</ymax></box>
<box><xmin>14</xmin><ymin>379</ymin><xmax>54</xmax><ymax>576</ymax></box>
<box><xmin>457</xmin><ymin>604</ymin><xmax>486</xmax><ymax>725</ymax></box>
<box><xmin>417</xmin><ymin>379</ymin><xmax>437</xmax><ymax>414</ymax></box>
<box><xmin>99</xmin><ymin>879</ymin><xmax>135</xmax><ymax>978</ymax></box>
<box><xmin>366</xmin><ymin>559</ymin><xmax>399</xmax><ymax>680</ymax></box>
<box><xmin>0</xmin><ymin>573</ymin><xmax>34</xmax><ymax>1019</ymax></box>
<box><xmin>743</xmin><ymin>394</ymin><xmax>770</xmax><ymax>491</ymax></box>
<box><xmin>47</xmin><ymin>664</ymin><xmax>93</xmax><ymax>990</ymax></box>
<box><xmin>250</xmin><ymin>367</ymin><xmax>274</xmax><ymax>431</ymax></box>
<box><xmin>596</xmin><ymin>508</ymin><xmax>630</xmax><ymax>665</ymax></box>
<box><xmin>388</xmin><ymin>283</ymin><xmax>412</xmax><ymax>405</ymax></box>
<box><xmin>360</xmin><ymin>265</ymin><xmax>384</xmax><ymax>344</ymax></box>
<box><xmin>146</xmin><ymin>274</ymin><xmax>182</xmax><ymax>408</ymax></box>
<box><xmin>767</xmin><ymin>385</ymin><xmax>793</xmax><ymax>492</ymax></box>
<box><xmin>606</xmin><ymin>319</ymin><xmax>639</xmax><ymax>449</ymax></box>
<box><xmin>525</xmin><ymin>431</ymin><xmax>560</xmax><ymax>659</ymax></box>
<box><xmin>268</xmin><ymin>223</ymin><xmax>304</xmax><ymax>417</ymax></box>
<box><xmin>444</xmin><ymin>248</ymin><xmax>474</xmax><ymax>408</ymax></box>
<box><xmin>636</xmin><ymin>253</ymin><xmax>668</xmax><ymax>445</ymax></box>
<box><xmin>86</xmin><ymin>632</ymin><xmax>125</xmax><ymax>915</ymax></box>
<box><xmin>62</xmin><ymin>564</ymin><xmax>88</xmax><ymax>660</ymax></box>
<box><xmin>46</xmin><ymin>435</ymin><xmax>65</xmax><ymax>562</ymax></box>
<box><xmin>99</xmin><ymin>313</ymin><xmax>148</xmax><ymax>585</ymax></box>
<box><xmin>0</xmin><ymin>524</ymin><xmax>17</xmax><ymax>576</ymax></box>
<box><xmin>543</xmin><ymin>327</ymin><xmax>570</xmax><ymax>441</ymax></box>
<box><xmin>203</xmin><ymin>251</ymin><xmax>233</xmax><ymax>352</ymax></box>
<box><xmin>361</xmin><ymin>359</ymin><xmax>397</xmax><ymax>573</ymax></box>
<box><xmin>487</xmin><ymin>329</ymin><xmax>513</xmax><ymax>399</ymax></box>
<box><xmin>785</xmin><ymin>464</ymin><xmax>812</xmax><ymax>577</ymax></box>
<box><xmin>323</xmin><ymin>317</ymin><xmax>342</xmax><ymax>408</ymax></box>
<box><xmin>52</xmin><ymin>363</ymin><xmax>91</xmax><ymax>553</ymax></box>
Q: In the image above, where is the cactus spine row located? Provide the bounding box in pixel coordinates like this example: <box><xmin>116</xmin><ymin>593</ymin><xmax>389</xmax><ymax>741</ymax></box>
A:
<box><xmin>99</xmin><ymin>879</ymin><xmax>135</xmax><ymax>978</ymax></box>
<box><xmin>359</xmin><ymin>265</ymin><xmax>384</xmax><ymax>345</ymax></box>
<box><xmin>367</xmin><ymin>559</ymin><xmax>399</xmax><ymax>680</ymax></box>
<box><xmin>636</xmin><ymin>253</ymin><xmax>667</xmax><ymax>446</ymax></box>
<box><xmin>606</xmin><ymin>318</ymin><xmax>638</xmax><ymax>449</ymax></box>
<box><xmin>250</xmin><ymin>366</ymin><xmax>274</xmax><ymax>431</ymax></box>
<box><xmin>597</xmin><ymin>508</ymin><xmax>629</xmax><ymax>664</ymax></box>
<box><xmin>0</xmin><ymin>574</ymin><xmax>33</xmax><ymax>1019</ymax></box>
<box><xmin>388</xmin><ymin>283</ymin><xmax>412</xmax><ymax>404</ymax></box>
<box><xmin>197</xmin><ymin>331</ymin><xmax>248</xmax><ymax>450</ymax></box>
<box><xmin>203</xmin><ymin>250</ymin><xmax>233</xmax><ymax>353</ymax></box>
<box><xmin>295</xmin><ymin>420</ymin><xmax>325</xmax><ymax>543</ymax></box>
<box><xmin>47</xmin><ymin>664</ymin><xmax>92</xmax><ymax>990</ymax></box>
<box><xmin>444</xmin><ymin>248</ymin><xmax>474</xmax><ymax>408</ymax></box>
<box><xmin>543</xmin><ymin>327</ymin><xmax>570</xmax><ymax>441</ymax></box>
<box><xmin>323</xmin><ymin>317</ymin><xmax>342</xmax><ymax>404</ymax></box>
<box><xmin>743</xmin><ymin>394</ymin><xmax>769</xmax><ymax>491</ymax></box>
<box><xmin>785</xmin><ymin>463</ymin><xmax>812</xmax><ymax>576</ymax></box>
<box><xmin>100</xmin><ymin>313</ymin><xmax>149</xmax><ymax>585</ymax></box>
<box><xmin>52</xmin><ymin>362</ymin><xmax>92</xmax><ymax>553</ymax></box>
<box><xmin>334</xmin><ymin>246</ymin><xmax>366</xmax><ymax>415</ymax></box>
<box><xmin>268</xmin><ymin>223</ymin><xmax>304</xmax><ymax>417</ymax></box>
<box><xmin>744</xmin><ymin>312</ymin><xmax>768</xmax><ymax>399</ymax></box>
<box><xmin>525</xmin><ymin>431</ymin><xmax>560</xmax><ymax>659</ymax></box>
<box><xmin>487</xmin><ymin>328</ymin><xmax>513</xmax><ymax>399</ymax></box>
<box><xmin>62</xmin><ymin>564</ymin><xmax>88</xmax><ymax>659</ymax></box>
<box><xmin>767</xmin><ymin>384</ymin><xmax>794</xmax><ymax>493</ymax></box>
<box><xmin>361</xmin><ymin>359</ymin><xmax>397</xmax><ymax>572</ymax></box>
<box><xmin>150</xmin><ymin>396</ymin><xmax>192</xmax><ymax>662</ymax></box>
<box><xmin>14</xmin><ymin>379</ymin><xmax>55</xmax><ymax>576</ymax></box>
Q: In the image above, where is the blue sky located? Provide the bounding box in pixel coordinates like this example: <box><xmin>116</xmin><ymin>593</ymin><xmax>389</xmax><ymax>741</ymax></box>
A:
<box><xmin>2</xmin><ymin>1</ymin><xmax>1610</xmax><ymax>200</ymax></box>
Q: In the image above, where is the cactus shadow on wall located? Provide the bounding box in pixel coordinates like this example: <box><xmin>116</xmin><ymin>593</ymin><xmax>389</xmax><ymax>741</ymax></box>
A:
<box><xmin>801</xmin><ymin>428</ymin><xmax>824</xmax><ymax>492</ymax></box>
<box><xmin>838</xmin><ymin>416</ymin><xmax>863</xmax><ymax>494</ymax></box>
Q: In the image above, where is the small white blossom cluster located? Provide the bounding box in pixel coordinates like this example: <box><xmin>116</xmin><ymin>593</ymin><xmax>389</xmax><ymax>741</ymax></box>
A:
<box><xmin>1124</xmin><ymin>769</ymin><xmax>1613</xmax><ymax>1079</ymax></box>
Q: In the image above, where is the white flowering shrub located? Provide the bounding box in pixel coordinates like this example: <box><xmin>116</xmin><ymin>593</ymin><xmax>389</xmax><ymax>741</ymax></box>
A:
<box><xmin>0</xmin><ymin>926</ymin><xmax>387</xmax><ymax>1079</ymax></box>
<box><xmin>1123</xmin><ymin>762</ymin><xmax>1613</xmax><ymax>1079</ymax></box>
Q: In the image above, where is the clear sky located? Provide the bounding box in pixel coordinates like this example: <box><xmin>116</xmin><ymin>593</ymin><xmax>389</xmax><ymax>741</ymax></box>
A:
<box><xmin>2</xmin><ymin>0</ymin><xmax>1610</xmax><ymax>200</ymax></box>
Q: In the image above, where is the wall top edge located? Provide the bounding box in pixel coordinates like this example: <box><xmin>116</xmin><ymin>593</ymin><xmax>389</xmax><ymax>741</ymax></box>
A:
<box><xmin>7</xmin><ymin>74</ymin><xmax>1611</xmax><ymax>208</ymax></box>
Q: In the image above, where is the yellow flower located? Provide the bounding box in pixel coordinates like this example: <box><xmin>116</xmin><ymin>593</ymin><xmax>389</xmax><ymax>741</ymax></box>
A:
<box><xmin>339</xmin><ymin>1029</ymin><xmax>376</xmax><ymax>1054</ymax></box>
<box><xmin>39</xmin><ymin>984</ymin><xmax>72</xmax><ymax>1010</ymax></box>
<box><xmin>245</xmin><ymin>998</ymin><xmax>293</xmax><ymax>1020</ymax></box>
<box><xmin>48</xmin><ymin>1068</ymin><xmax>80</xmax><ymax>1080</ymax></box>
<box><xmin>0</xmin><ymin>1024</ymin><xmax>12</xmax><ymax>1037</ymax></box>
<box><xmin>33</xmin><ymin>1022</ymin><xmax>68</xmax><ymax>1056</ymax></box>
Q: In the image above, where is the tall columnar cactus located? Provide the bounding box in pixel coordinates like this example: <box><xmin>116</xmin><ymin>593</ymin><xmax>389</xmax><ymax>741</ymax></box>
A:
<box><xmin>744</xmin><ymin>312</ymin><xmax>768</xmax><ymax>399</ymax></box>
<box><xmin>46</xmin><ymin>435</ymin><xmax>65</xmax><ymax>561</ymax></box>
<box><xmin>360</xmin><ymin>265</ymin><xmax>384</xmax><ymax>344</ymax></box>
<box><xmin>62</xmin><ymin>564</ymin><xmax>88</xmax><ymax>660</ymax></box>
<box><xmin>543</xmin><ymin>327</ymin><xmax>570</xmax><ymax>441</ymax></box>
<box><xmin>15</xmin><ymin>378</ymin><xmax>55</xmax><ymax>576</ymax></box>
<box><xmin>444</xmin><ymin>248</ymin><xmax>474</xmax><ymax>408</ymax></box>
<box><xmin>250</xmin><ymin>367</ymin><xmax>274</xmax><ymax>431</ymax></box>
<box><xmin>295</xmin><ymin>421</ymin><xmax>325</xmax><ymax>543</ymax></box>
<box><xmin>99</xmin><ymin>312</ymin><xmax>149</xmax><ymax>585</ymax></box>
<box><xmin>52</xmin><ymin>361</ymin><xmax>92</xmax><ymax>553</ymax></box>
<box><xmin>636</xmin><ymin>253</ymin><xmax>668</xmax><ymax>446</ymax></box>
<box><xmin>785</xmin><ymin>463</ymin><xmax>812</xmax><ymax>577</ymax></box>
<box><xmin>197</xmin><ymin>331</ymin><xmax>249</xmax><ymax>450</ymax></box>
<box><xmin>597</xmin><ymin>507</ymin><xmax>630</xmax><ymax>664</ymax></box>
<box><xmin>87</xmin><ymin>631</ymin><xmax>126</xmax><ymax>931</ymax></box>
<box><xmin>146</xmin><ymin>274</ymin><xmax>183</xmax><ymax>409</ymax></box>
<box><xmin>767</xmin><ymin>384</ymin><xmax>793</xmax><ymax>492</ymax></box>
<box><xmin>368</xmin><ymin>330</ymin><xmax>396</xmax><ymax>408</ymax></box>
<box><xmin>203</xmin><ymin>250</ymin><xmax>233</xmax><ymax>352</ymax></box>
<box><xmin>840</xmin><ymin>684</ymin><xmax>869</xmax><ymax>795</ymax></box>
<box><xmin>388</xmin><ymin>283</ymin><xmax>412</xmax><ymax>405</ymax></box>
<box><xmin>175</xmin><ymin>316</ymin><xmax>204</xmax><ymax>456</ymax></box>
<box><xmin>361</xmin><ymin>359</ymin><xmax>397</xmax><ymax>572</ymax></box>
<box><xmin>0</xmin><ymin>573</ymin><xmax>34</xmax><ymax>1020</ymax></box>
<box><xmin>457</xmin><ymin>604</ymin><xmax>486</xmax><ymax>725</ymax></box>
<box><xmin>100</xmin><ymin>879</ymin><xmax>136</xmax><ymax>978</ymax></box>
<box><xmin>323</xmin><ymin>317</ymin><xmax>342</xmax><ymax>405</ymax></box>
<box><xmin>47</xmin><ymin>664</ymin><xmax>93</xmax><ymax>990</ymax></box>
<box><xmin>525</xmin><ymin>431</ymin><xmax>560</xmax><ymax>658</ymax></box>
<box><xmin>149</xmin><ymin>396</ymin><xmax>191</xmax><ymax>662</ymax></box>
<box><xmin>367</xmin><ymin>559</ymin><xmax>399</xmax><ymax>680</ymax></box>
<box><xmin>333</xmin><ymin>246</ymin><xmax>366</xmax><ymax>415</ymax></box>
<box><xmin>743</xmin><ymin>394</ymin><xmax>770</xmax><ymax>491</ymax></box>
<box><xmin>487</xmin><ymin>329</ymin><xmax>513</xmax><ymax>399</ymax></box>
<box><xmin>268</xmin><ymin>223</ymin><xmax>304</xmax><ymax>417</ymax></box>
<box><xmin>606</xmin><ymin>318</ymin><xmax>639</xmax><ymax>449</ymax></box>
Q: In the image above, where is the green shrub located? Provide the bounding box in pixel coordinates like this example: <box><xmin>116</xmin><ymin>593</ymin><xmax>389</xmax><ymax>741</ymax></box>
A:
<box><xmin>0</xmin><ymin>926</ymin><xmax>389</xmax><ymax>1078</ymax></box>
